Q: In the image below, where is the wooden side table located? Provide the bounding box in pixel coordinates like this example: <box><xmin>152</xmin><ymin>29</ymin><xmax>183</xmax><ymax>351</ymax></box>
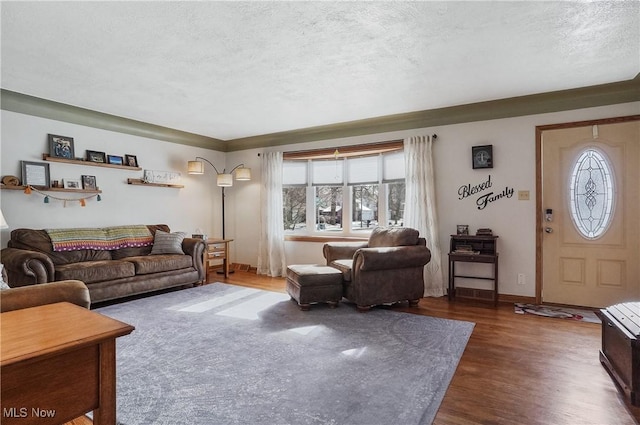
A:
<box><xmin>1</xmin><ymin>302</ymin><xmax>134</xmax><ymax>425</ymax></box>
<box><xmin>448</xmin><ymin>234</ymin><xmax>499</xmax><ymax>306</ymax></box>
<box><xmin>204</xmin><ymin>238</ymin><xmax>233</xmax><ymax>281</ymax></box>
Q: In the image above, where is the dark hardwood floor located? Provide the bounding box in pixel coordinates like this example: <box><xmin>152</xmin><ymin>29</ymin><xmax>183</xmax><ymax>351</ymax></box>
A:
<box><xmin>69</xmin><ymin>270</ymin><xmax>639</xmax><ymax>424</ymax></box>
<box><xmin>219</xmin><ymin>271</ymin><xmax>639</xmax><ymax>425</ymax></box>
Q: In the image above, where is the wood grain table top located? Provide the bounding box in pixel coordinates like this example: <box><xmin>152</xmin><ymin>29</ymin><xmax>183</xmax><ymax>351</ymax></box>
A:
<box><xmin>1</xmin><ymin>302</ymin><xmax>134</xmax><ymax>366</ymax></box>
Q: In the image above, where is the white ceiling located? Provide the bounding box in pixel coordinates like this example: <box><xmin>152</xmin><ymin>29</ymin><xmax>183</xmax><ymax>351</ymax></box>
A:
<box><xmin>1</xmin><ymin>1</ymin><xmax>638</xmax><ymax>141</ymax></box>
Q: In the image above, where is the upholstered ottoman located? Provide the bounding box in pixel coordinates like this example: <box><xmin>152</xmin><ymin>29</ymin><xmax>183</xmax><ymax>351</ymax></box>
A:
<box><xmin>286</xmin><ymin>264</ymin><xmax>344</xmax><ymax>311</ymax></box>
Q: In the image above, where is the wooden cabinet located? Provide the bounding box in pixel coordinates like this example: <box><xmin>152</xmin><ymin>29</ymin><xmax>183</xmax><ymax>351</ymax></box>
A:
<box><xmin>599</xmin><ymin>302</ymin><xmax>640</xmax><ymax>406</ymax></box>
<box><xmin>448</xmin><ymin>235</ymin><xmax>499</xmax><ymax>306</ymax></box>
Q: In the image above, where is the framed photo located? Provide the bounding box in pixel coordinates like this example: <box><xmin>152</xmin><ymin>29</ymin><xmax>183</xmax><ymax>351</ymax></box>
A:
<box><xmin>48</xmin><ymin>134</ymin><xmax>75</xmax><ymax>159</ymax></box>
<box><xmin>21</xmin><ymin>161</ymin><xmax>51</xmax><ymax>188</ymax></box>
<box><xmin>472</xmin><ymin>145</ymin><xmax>493</xmax><ymax>169</ymax></box>
<box><xmin>107</xmin><ymin>155</ymin><xmax>124</xmax><ymax>165</ymax></box>
<box><xmin>86</xmin><ymin>150</ymin><xmax>106</xmax><ymax>163</ymax></box>
<box><xmin>125</xmin><ymin>154</ymin><xmax>138</xmax><ymax>167</ymax></box>
<box><xmin>456</xmin><ymin>225</ymin><xmax>469</xmax><ymax>235</ymax></box>
<box><xmin>64</xmin><ymin>179</ymin><xmax>82</xmax><ymax>189</ymax></box>
<box><xmin>81</xmin><ymin>175</ymin><xmax>97</xmax><ymax>190</ymax></box>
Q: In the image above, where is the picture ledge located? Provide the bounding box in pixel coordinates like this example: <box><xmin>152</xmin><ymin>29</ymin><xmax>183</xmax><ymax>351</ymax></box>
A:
<box><xmin>42</xmin><ymin>154</ymin><xmax>141</xmax><ymax>171</ymax></box>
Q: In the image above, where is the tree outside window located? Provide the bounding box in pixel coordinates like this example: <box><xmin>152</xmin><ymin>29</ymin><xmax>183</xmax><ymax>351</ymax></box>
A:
<box><xmin>387</xmin><ymin>181</ymin><xmax>405</xmax><ymax>227</ymax></box>
<box><xmin>283</xmin><ymin>187</ymin><xmax>306</xmax><ymax>231</ymax></box>
<box><xmin>351</xmin><ymin>184</ymin><xmax>378</xmax><ymax>231</ymax></box>
<box><xmin>316</xmin><ymin>186</ymin><xmax>342</xmax><ymax>231</ymax></box>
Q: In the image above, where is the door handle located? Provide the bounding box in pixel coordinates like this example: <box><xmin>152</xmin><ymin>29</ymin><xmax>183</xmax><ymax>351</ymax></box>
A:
<box><xmin>545</xmin><ymin>227</ymin><xmax>553</xmax><ymax>234</ymax></box>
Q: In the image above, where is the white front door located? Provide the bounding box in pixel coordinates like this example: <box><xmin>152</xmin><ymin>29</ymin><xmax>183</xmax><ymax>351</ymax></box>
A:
<box><xmin>539</xmin><ymin>117</ymin><xmax>639</xmax><ymax>308</ymax></box>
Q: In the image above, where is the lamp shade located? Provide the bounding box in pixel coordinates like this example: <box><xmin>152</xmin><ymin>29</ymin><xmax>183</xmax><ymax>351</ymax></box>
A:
<box><xmin>217</xmin><ymin>173</ymin><xmax>233</xmax><ymax>187</ymax></box>
<box><xmin>187</xmin><ymin>161</ymin><xmax>204</xmax><ymax>174</ymax></box>
<box><xmin>235</xmin><ymin>167</ymin><xmax>251</xmax><ymax>181</ymax></box>
<box><xmin>0</xmin><ymin>210</ymin><xmax>8</xmax><ymax>229</ymax></box>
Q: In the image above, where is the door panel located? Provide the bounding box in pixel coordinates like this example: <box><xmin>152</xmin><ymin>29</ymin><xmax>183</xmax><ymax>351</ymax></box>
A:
<box><xmin>541</xmin><ymin>119</ymin><xmax>639</xmax><ymax>308</ymax></box>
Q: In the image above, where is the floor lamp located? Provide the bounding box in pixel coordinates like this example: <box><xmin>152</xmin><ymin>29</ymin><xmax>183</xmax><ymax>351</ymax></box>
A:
<box><xmin>187</xmin><ymin>157</ymin><xmax>251</xmax><ymax>240</ymax></box>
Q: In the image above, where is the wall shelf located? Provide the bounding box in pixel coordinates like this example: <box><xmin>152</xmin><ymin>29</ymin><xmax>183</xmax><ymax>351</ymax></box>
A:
<box><xmin>127</xmin><ymin>178</ymin><xmax>184</xmax><ymax>189</ymax></box>
<box><xmin>1</xmin><ymin>184</ymin><xmax>102</xmax><ymax>194</ymax></box>
<box><xmin>42</xmin><ymin>154</ymin><xmax>141</xmax><ymax>171</ymax></box>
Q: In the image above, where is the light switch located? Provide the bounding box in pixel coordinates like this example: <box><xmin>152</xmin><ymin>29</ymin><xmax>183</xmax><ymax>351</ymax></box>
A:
<box><xmin>518</xmin><ymin>190</ymin><xmax>530</xmax><ymax>201</ymax></box>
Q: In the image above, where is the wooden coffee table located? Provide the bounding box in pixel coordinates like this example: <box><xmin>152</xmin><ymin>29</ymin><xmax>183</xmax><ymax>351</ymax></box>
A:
<box><xmin>1</xmin><ymin>302</ymin><xmax>134</xmax><ymax>425</ymax></box>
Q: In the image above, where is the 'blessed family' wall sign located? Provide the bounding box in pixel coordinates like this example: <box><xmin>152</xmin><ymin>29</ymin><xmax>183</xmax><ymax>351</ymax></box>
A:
<box><xmin>458</xmin><ymin>175</ymin><xmax>514</xmax><ymax>210</ymax></box>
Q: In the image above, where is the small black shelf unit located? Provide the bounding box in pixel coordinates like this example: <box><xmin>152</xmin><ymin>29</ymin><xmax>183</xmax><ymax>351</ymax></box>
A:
<box><xmin>448</xmin><ymin>234</ymin><xmax>499</xmax><ymax>306</ymax></box>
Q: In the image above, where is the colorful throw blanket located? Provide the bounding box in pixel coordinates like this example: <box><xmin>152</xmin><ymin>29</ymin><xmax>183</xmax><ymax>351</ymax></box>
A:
<box><xmin>103</xmin><ymin>225</ymin><xmax>154</xmax><ymax>249</ymax></box>
<box><xmin>46</xmin><ymin>225</ymin><xmax>153</xmax><ymax>252</ymax></box>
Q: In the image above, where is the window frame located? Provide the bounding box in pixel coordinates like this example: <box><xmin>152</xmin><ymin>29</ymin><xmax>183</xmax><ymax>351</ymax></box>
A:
<box><xmin>283</xmin><ymin>141</ymin><xmax>404</xmax><ymax>239</ymax></box>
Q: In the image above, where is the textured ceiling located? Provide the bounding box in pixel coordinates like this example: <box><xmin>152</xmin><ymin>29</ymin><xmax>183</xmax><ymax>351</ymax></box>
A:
<box><xmin>1</xmin><ymin>1</ymin><xmax>638</xmax><ymax>141</ymax></box>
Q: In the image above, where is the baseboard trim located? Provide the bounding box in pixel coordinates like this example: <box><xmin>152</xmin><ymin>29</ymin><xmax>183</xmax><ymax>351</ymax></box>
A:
<box><xmin>499</xmin><ymin>294</ymin><xmax>537</xmax><ymax>304</ymax></box>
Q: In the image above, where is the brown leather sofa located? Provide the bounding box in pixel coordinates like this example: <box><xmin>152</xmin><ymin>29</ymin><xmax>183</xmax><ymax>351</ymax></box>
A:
<box><xmin>323</xmin><ymin>227</ymin><xmax>431</xmax><ymax>311</ymax></box>
<box><xmin>1</xmin><ymin>224</ymin><xmax>205</xmax><ymax>304</ymax></box>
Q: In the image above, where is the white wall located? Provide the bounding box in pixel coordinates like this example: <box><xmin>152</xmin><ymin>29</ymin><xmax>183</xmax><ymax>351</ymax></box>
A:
<box><xmin>2</xmin><ymin>102</ymin><xmax>638</xmax><ymax>298</ymax></box>
<box><xmin>229</xmin><ymin>101</ymin><xmax>640</xmax><ymax>298</ymax></box>
<box><xmin>0</xmin><ymin>110</ymin><xmax>226</xmax><ymax>246</ymax></box>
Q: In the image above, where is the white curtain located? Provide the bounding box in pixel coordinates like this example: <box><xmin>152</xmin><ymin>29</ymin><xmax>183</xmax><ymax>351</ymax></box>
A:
<box><xmin>257</xmin><ymin>152</ymin><xmax>287</xmax><ymax>277</ymax></box>
<box><xmin>404</xmin><ymin>135</ymin><xmax>445</xmax><ymax>297</ymax></box>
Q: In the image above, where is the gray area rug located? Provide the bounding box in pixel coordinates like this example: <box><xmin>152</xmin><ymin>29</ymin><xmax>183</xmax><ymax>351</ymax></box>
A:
<box><xmin>97</xmin><ymin>283</ymin><xmax>474</xmax><ymax>425</ymax></box>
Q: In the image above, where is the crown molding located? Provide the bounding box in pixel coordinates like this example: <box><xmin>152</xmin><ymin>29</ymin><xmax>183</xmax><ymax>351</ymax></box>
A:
<box><xmin>225</xmin><ymin>74</ymin><xmax>640</xmax><ymax>151</ymax></box>
<box><xmin>0</xmin><ymin>89</ymin><xmax>226</xmax><ymax>150</ymax></box>
<box><xmin>2</xmin><ymin>74</ymin><xmax>638</xmax><ymax>153</ymax></box>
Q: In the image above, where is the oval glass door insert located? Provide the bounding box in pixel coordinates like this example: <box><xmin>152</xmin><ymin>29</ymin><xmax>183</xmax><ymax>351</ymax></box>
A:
<box><xmin>568</xmin><ymin>148</ymin><xmax>615</xmax><ymax>239</ymax></box>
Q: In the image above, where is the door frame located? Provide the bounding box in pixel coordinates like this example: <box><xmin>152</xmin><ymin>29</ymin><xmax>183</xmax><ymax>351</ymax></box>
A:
<box><xmin>535</xmin><ymin>114</ymin><xmax>640</xmax><ymax>304</ymax></box>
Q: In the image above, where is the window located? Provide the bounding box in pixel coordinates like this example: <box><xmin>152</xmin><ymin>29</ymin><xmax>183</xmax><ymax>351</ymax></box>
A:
<box><xmin>351</xmin><ymin>184</ymin><xmax>378</xmax><ymax>231</ymax></box>
<box><xmin>316</xmin><ymin>186</ymin><xmax>343</xmax><ymax>231</ymax></box>
<box><xmin>282</xmin><ymin>161</ymin><xmax>307</xmax><ymax>232</ymax></box>
<box><xmin>282</xmin><ymin>141</ymin><xmax>405</xmax><ymax>236</ymax></box>
<box><xmin>386</xmin><ymin>181</ymin><xmax>405</xmax><ymax>227</ymax></box>
<box><xmin>283</xmin><ymin>187</ymin><xmax>307</xmax><ymax>231</ymax></box>
<box><xmin>568</xmin><ymin>148</ymin><xmax>615</xmax><ymax>240</ymax></box>
<box><xmin>382</xmin><ymin>151</ymin><xmax>405</xmax><ymax>228</ymax></box>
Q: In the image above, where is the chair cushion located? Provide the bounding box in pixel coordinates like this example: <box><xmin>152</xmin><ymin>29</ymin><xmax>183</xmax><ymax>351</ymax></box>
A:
<box><xmin>368</xmin><ymin>227</ymin><xmax>419</xmax><ymax>248</ymax></box>
<box><xmin>329</xmin><ymin>259</ymin><xmax>353</xmax><ymax>282</ymax></box>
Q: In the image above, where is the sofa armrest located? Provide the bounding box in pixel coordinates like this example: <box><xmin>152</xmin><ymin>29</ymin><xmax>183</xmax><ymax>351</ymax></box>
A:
<box><xmin>1</xmin><ymin>280</ymin><xmax>90</xmax><ymax>312</ymax></box>
<box><xmin>182</xmin><ymin>238</ymin><xmax>207</xmax><ymax>282</ymax></box>
<box><xmin>0</xmin><ymin>247</ymin><xmax>55</xmax><ymax>286</ymax></box>
<box><xmin>323</xmin><ymin>242</ymin><xmax>369</xmax><ymax>265</ymax></box>
<box><xmin>353</xmin><ymin>246</ymin><xmax>431</xmax><ymax>272</ymax></box>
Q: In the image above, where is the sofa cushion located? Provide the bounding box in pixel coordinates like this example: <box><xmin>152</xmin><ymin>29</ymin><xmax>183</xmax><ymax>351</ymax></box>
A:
<box><xmin>151</xmin><ymin>230</ymin><xmax>187</xmax><ymax>255</ymax></box>
<box><xmin>55</xmin><ymin>260</ymin><xmax>135</xmax><ymax>284</ymax></box>
<box><xmin>368</xmin><ymin>227</ymin><xmax>419</xmax><ymax>248</ymax></box>
<box><xmin>111</xmin><ymin>245</ymin><xmax>153</xmax><ymax>260</ymax></box>
<box><xmin>329</xmin><ymin>259</ymin><xmax>353</xmax><ymax>282</ymax></box>
<box><xmin>125</xmin><ymin>255</ymin><xmax>193</xmax><ymax>275</ymax></box>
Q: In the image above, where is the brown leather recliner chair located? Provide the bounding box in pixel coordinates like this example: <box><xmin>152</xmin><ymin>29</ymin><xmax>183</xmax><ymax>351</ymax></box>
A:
<box><xmin>1</xmin><ymin>265</ymin><xmax>90</xmax><ymax>312</ymax></box>
<box><xmin>323</xmin><ymin>227</ymin><xmax>431</xmax><ymax>311</ymax></box>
